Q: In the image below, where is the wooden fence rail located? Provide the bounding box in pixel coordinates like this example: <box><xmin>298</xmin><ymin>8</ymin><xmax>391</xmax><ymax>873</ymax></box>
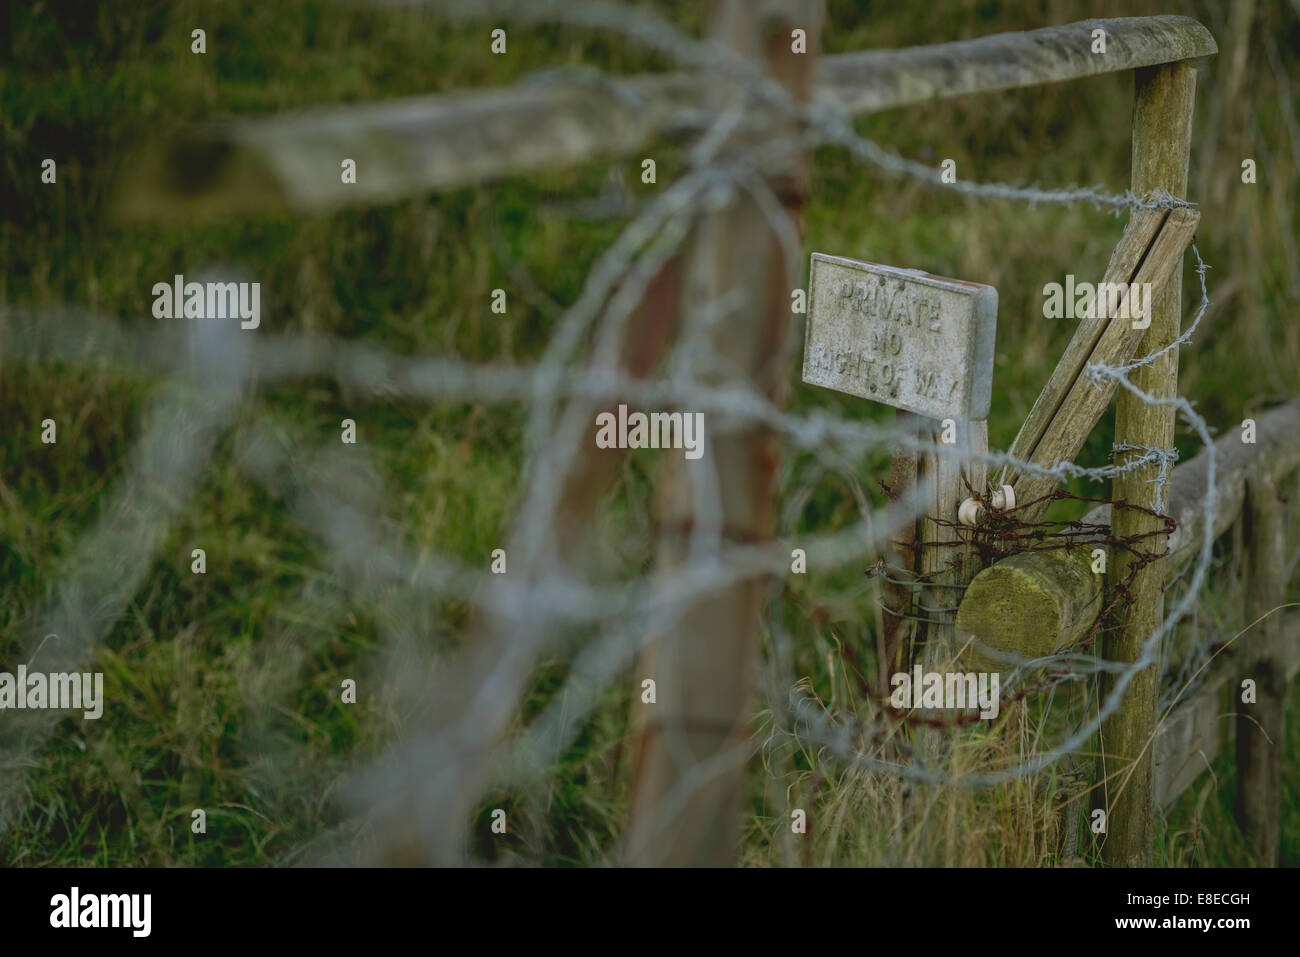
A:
<box><xmin>119</xmin><ymin>16</ymin><xmax>1215</xmax><ymax>218</ymax></box>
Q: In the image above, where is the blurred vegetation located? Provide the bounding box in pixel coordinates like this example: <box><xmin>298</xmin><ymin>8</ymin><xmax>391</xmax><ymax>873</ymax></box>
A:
<box><xmin>1</xmin><ymin>0</ymin><xmax>1297</xmax><ymax>866</ymax></box>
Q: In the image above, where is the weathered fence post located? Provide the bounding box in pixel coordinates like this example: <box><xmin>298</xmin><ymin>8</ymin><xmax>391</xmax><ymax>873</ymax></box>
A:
<box><xmin>1098</xmin><ymin>61</ymin><xmax>1196</xmax><ymax>867</ymax></box>
<box><xmin>1236</xmin><ymin>472</ymin><xmax>1287</xmax><ymax>865</ymax></box>
<box><xmin>917</xmin><ymin>418</ymin><xmax>987</xmax><ymax>673</ymax></box>
<box><xmin>624</xmin><ymin>0</ymin><xmax>821</xmax><ymax>867</ymax></box>
<box><xmin>881</xmin><ymin>413</ymin><xmax>921</xmax><ymax>691</ymax></box>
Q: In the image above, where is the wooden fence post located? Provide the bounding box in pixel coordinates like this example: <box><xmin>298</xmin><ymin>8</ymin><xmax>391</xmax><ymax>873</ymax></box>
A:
<box><xmin>624</xmin><ymin>0</ymin><xmax>821</xmax><ymax>867</ymax></box>
<box><xmin>1098</xmin><ymin>61</ymin><xmax>1196</xmax><ymax>868</ymax></box>
<box><xmin>881</xmin><ymin>412</ymin><xmax>921</xmax><ymax>692</ymax></box>
<box><xmin>917</xmin><ymin>419</ymin><xmax>987</xmax><ymax>674</ymax></box>
<box><xmin>1236</xmin><ymin>472</ymin><xmax>1287</xmax><ymax>865</ymax></box>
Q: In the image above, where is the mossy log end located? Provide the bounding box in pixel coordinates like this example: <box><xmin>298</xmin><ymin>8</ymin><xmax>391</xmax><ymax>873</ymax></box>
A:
<box><xmin>955</xmin><ymin>546</ymin><xmax>1102</xmax><ymax>672</ymax></box>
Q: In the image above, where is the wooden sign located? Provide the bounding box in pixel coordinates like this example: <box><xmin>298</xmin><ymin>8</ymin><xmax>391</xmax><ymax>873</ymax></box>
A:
<box><xmin>801</xmin><ymin>253</ymin><xmax>998</xmax><ymax>421</ymax></box>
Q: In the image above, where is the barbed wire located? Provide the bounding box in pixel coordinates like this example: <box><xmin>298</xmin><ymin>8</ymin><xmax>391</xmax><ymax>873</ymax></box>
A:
<box><xmin>0</xmin><ymin>0</ymin><xmax>1245</xmax><ymax>865</ymax></box>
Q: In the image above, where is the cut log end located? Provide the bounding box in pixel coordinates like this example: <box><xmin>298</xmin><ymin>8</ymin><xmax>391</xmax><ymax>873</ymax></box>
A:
<box><xmin>955</xmin><ymin>546</ymin><xmax>1102</xmax><ymax>672</ymax></box>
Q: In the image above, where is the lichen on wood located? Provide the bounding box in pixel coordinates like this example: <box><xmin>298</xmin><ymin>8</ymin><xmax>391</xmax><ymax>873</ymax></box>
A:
<box><xmin>955</xmin><ymin>545</ymin><xmax>1101</xmax><ymax>673</ymax></box>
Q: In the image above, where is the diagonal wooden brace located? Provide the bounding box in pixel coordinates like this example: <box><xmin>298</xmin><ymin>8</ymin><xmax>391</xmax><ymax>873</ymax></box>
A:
<box><xmin>998</xmin><ymin>205</ymin><xmax>1199</xmax><ymax>523</ymax></box>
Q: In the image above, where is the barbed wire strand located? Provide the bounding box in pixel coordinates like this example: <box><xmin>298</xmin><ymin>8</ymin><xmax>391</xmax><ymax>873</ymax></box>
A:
<box><xmin>0</xmin><ymin>0</ymin><xmax>1235</xmax><ymax>865</ymax></box>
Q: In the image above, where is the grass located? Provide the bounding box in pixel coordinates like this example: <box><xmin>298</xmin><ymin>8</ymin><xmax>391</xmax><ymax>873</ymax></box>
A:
<box><xmin>2</xmin><ymin>0</ymin><xmax>1298</xmax><ymax>866</ymax></box>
